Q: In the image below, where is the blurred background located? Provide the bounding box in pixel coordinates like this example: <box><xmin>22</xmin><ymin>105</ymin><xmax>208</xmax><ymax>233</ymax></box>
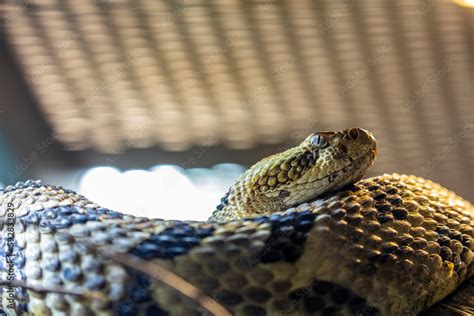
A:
<box><xmin>0</xmin><ymin>0</ymin><xmax>472</xmax><ymax>220</ymax></box>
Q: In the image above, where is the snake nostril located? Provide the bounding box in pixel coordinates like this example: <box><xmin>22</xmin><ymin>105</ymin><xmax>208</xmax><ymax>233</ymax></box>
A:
<box><xmin>348</xmin><ymin>128</ymin><xmax>359</xmax><ymax>140</ymax></box>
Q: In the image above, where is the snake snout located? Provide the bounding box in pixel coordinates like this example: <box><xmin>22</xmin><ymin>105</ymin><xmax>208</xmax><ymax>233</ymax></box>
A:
<box><xmin>338</xmin><ymin>128</ymin><xmax>377</xmax><ymax>155</ymax></box>
<box><xmin>358</xmin><ymin>128</ymin><xmax>378</xmax><ymax>158</ymax></box>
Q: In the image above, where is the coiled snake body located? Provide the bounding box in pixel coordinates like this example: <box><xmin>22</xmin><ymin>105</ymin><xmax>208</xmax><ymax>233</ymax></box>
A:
<box><xmin>0</xmin><ymin>128</ymin><xmax>473</xmax><ymax>315</ymax></box>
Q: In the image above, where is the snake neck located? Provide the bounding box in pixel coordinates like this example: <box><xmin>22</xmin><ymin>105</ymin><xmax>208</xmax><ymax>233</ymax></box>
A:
<box><xmin>209</xmin><ymin>189</ymin><xmax>239</xmax><ymax>222</ymax></box>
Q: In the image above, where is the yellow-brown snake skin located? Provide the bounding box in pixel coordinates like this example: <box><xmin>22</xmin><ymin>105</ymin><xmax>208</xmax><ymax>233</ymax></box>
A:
<box><xmin>0</xmin><ymin>128</ymin><xmax>473</xmax><ymax>315</ymax></box>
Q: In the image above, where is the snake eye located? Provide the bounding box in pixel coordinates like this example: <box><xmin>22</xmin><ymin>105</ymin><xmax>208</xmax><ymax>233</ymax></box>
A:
<box><xmin>310</xmin><ymin>134</ymin><xmax>328</xmax><ymax>148</ymax></box>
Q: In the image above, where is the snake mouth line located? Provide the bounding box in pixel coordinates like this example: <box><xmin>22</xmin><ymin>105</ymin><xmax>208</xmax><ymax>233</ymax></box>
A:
<box><xmin>313</xmin><ymin>148</ymin><xmax>376</xmax><ymax>183</ymax></box>
<box><xmin>295</xmin><ymin>149</ymin><xmax>375</xmax><ymax>206</ymax></box>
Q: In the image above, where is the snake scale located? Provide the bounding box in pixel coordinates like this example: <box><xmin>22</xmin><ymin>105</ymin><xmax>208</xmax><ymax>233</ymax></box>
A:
<box><xmin>0</xmin><ymin>128</ymin><xmax>473</xmax><ymax>315</ymax></box>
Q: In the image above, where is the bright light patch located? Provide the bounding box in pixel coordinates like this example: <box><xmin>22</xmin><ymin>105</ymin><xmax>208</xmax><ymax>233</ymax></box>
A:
<box><xmin>453</xmin><ymin>0</ymin><xmax>474</xmax><ymax>7</ymax></box>
<box><xmin>78</xmin><ymin>164</ymin><xmax>245</xmax><ymax>221</ymax></box>
<box><xmin>79</xmin><ymin>166</ymin><xmax>122</xmax><ymax>209</ymax></box>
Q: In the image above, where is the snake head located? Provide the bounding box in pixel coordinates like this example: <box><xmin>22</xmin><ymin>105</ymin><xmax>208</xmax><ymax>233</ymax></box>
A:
<box><xmin>267</xmin><ymin>127</ymin><xmax>378</xmax><ymax>206</ymax></box>
<box><xmin>304</xmin><ymin>127</ymin><xmax>377</xmax><ymax>176</ymax></box>
<box><xmin>212</xmin><ymin>127</ymin><xmax>377</xmax><ymax>220</ymax></box>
